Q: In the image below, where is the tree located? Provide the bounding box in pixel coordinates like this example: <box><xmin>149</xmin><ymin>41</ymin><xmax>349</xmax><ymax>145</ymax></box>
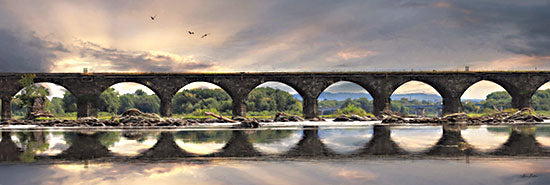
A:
<box><xmin>15</xmin><ymin>74</ymin><xmax>50</xmax><ymax>119</ymax></box>
<box><xmin>62</xmin><ymin>91</ymin><xmax>77</xmax><ymax>113</ymax></box>
<box><xmin>99</xmin><ymin>88</ymin><xmax>121</xmax><ymax>114</ymax></box>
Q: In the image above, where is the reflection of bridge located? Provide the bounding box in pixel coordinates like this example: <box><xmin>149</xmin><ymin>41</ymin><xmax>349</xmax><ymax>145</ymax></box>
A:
<box><xmin>1</xmin><ymin>72</ymin><xmax>549</xmax><ymax>119</ymax></box>
<box><xmin>1</xmin><ymin>125</ymin><xmax>547</xmax><ymax>163</ymax></box>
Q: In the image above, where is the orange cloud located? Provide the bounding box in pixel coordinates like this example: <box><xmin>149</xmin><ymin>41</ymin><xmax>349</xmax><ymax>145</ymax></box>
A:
<box><xmin>328</xmin><ymin>48</ymin><xmax>378</xmax><ymax>61</ymax></box>
<box><xmin>434</xmin><ymin>2</ymin><xmax>452</xmax><ymax>8</ymax></box>
<box><xmin>473</xmin><ymin>55</ymin><xmax>550</xmax><ymax>70</ymax></box>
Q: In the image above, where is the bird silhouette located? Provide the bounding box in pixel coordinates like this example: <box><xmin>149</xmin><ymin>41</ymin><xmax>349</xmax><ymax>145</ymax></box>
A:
<box><xmin>188</xmin><ymin>31</ymin><xmax>195</xmax><ymax>34</ymax></box>
<box><xmin>201</xmin><ymin>33</ymin><xmax>209</xmax><ymax>38</ymax></box>
<box><xmin>150</xmin><ymin>15</ymin><xmax>157</xmax><ymax>20</ymax></box>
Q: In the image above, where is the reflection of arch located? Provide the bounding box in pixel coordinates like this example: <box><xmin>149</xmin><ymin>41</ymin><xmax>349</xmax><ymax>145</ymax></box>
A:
<box><xmin>0</xmin><ymin>132</ymin><xmax>23</xmax><ymax>161</ymax></box>
<box><xmin>138</xmin><ymin>132</ymin><xmax>194</xmax><ymax>158</ymax></box>
<box><xmin>354</xmin><ymin>125</ymin><xmax>406</xmax><ymax>155</ymax></box>
<box><xmin>425</xmin><ymin>125</ymin><xmax>476</xmax><ymax>156</ymax></box>
<box><xmin>56</xmin><ymin>132</ymin><xmax>112</xmax><ymax>160</ymax></box>
<box><xmin>285</xmin><ymin>127</ymin><xmax>335</xmax><ymax>157</ymax></box>
<box><xmin>207</xmin><ymin>131</ymin><xmax>260</xmax><ymax>157</ymax></box>
<box><xmin>246</xmin><ymin>81</ymin><xmax>302</xmax><ymax>113</ymax></box>
<box><xmin>490</xmin><ymin>126</ymin><xmax>548</xmax><ymax>156</ymax></box>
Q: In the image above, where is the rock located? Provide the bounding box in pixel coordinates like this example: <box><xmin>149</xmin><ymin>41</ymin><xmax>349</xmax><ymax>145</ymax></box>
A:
<box><xmin>273</xmin><ymin>112</ymin><xmax>305</xmax><ymax>122</ymax></box>
<box><xmin>381</xmin><ymin>116</ymin><xmax>406</xmax><ymax>124</ymax></box>
<box><xmin>308</xmin><ymin>117</ymin><xmax>325</xmax><ymax>122</ymax></box>
<box><xmin>333</xmin><ymin>114</ymin><xmax>351</xmax><ymax>122</ymax></box>
<box><xmin>239</xmin><ymin>119</ymin><xmax>260</xmax><ymax>128</ymax></box>
<box><xmin>442</xmin><ymin>113</ymin><xmax>469</xmax><ymax>123</ymax></box>
<box><xmin>121</xmin><ymin>109</ymin><xmax>143</xmax><ymax>117</ymax></box>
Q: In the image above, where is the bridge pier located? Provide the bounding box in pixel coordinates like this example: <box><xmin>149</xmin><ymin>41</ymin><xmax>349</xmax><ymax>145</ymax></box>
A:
<box><xmin>1</xmin><ymin>97</ymin><xmax>11</xmax><ymax>120</ymax></box>
<box><xmin>76</xmin><ymin>95</ymin><xmax>100</xmax><ymax>118</ymax></box>
<box><xmin>372</xmin><ymin>93</ymin><xmax>391</xmax><ymax>116</ymax></box>
<box><xmin>302</xmin><ymin>95</ymin><xmax>318</xmax><ymax>119</ymax></box>
<box><xmin>159</xmin><ymin>97</ymin><xmax>172</xmax><ymax>117</ymax></box>
<box><xmin>442</xmin><ymin>96</ymin><xmax>462</xmax><ymax>115</ymax></box>
<box><xmin>511</xmin><ymin>93</ymin><xmax>533</xmax><ymax>110</ymax></box>
<box><xmin>232</xmin><ymin>95</ymin><xmax>247</xmax><ymax>117</ymax></box>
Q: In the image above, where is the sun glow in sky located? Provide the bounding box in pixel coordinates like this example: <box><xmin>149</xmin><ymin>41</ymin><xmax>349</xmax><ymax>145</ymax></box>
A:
<box><xmin>2</xmin><ymin>0</ymin><xmax>550</xmax><ymax>99</ymax></box>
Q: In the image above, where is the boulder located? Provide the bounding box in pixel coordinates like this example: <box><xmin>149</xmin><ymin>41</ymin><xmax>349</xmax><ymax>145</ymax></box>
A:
<box><xmin>333</xmin><ymin>114</ymin><xmax>351</xmax><ymax>122</ymax></box>
<box><xmin>273</xmin><ymin>112</ymin><xmax>304</xmax><ymax>122</ymax></box>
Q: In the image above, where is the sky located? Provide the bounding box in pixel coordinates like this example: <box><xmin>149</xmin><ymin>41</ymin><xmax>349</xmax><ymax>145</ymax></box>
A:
<box><xmin>1</xmin><ymin>0</ymin><xmax>550</xmax><ymax>99</ymax></box>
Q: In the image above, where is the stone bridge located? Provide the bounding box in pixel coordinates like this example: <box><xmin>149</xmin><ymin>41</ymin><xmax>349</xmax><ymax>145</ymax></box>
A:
<box><xmin>1</xmin><ymin>72</ymin><xmax>549</xmax><ymax>120</ymax></box>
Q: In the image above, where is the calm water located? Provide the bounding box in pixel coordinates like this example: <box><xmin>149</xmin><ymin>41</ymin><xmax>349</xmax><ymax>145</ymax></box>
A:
<box><xmin>0</xmin><ymin>123</ymin><xmax>549</xmax><ymax>185</ymax></box>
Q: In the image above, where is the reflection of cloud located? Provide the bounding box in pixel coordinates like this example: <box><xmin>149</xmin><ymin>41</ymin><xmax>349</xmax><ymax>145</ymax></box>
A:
<box><xmin>319</xmin><ymin>129</ymin><xmax>372</xmax><ymax>154</ymax></box>
<box><xmin>461</xmin><ymin>126</ymin><xmax>509</xmax><ymax>152</ymax></box>
<box><xmin>254</xmin><ymin>132</ymin><xmax>302</xmax><ymax>154</ymax></box>
<box><xmin>175</xmin><ymin>141</ymin><xmax>225</xmax><ymax>155</ymax></box>
<box><xmin>109</xmin><ymin>138</ymin><xmax>157</xmax><ymax>156</ymax></box>
<box><xmin>391</xmin><ymin>126</ymin><xmax>442</xmax><ymax>152</ymax></box>
<box><xmin>336</xmin><ymin>169</ymin><xmax>377</xmax><ymax>180</ymax></box>
<box><xmin>38</xmin><ymin>133</ymin><xmax>69</xmax><ymax>155</ymax></box>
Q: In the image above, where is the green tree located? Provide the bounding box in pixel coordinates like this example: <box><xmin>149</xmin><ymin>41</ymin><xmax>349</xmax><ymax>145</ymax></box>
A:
<box><xmin>62</xmin><ymin>91</ymin><xmax>77</xmax><ymax>113</ymax></box>
<box><xmin>15</xmin><ymin>74</ymin><xmax>50</xmax><ymax>119</ymax></box>
<box><xmin>99</xmin><ymin>88</ymin><xmax>121</xmax><ymax>114</ymax></box>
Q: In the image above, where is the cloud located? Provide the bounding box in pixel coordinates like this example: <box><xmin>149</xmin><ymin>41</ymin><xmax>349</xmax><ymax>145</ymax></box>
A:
<box><xmin>65</xmin><ymin>41</ymin><xmax>216</xmax><ymax>72</ymax></box>
<box><xmin>450</xmin><ymin>1</ymin><xmax>550</xmax><ymax>57</ymax></box>
<box><xmin>0</xmin><ymin>29</ymin><xmax>68</xmax><ymax>72</ymax></box>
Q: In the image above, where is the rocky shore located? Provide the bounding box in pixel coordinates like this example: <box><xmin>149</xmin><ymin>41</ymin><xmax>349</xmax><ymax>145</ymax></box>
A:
<box><xmin>0</xmin><ymin>108</ymin><xmax>546</xmax><ymax>128</ymax></box>
<box><xmin>380</xmin><ymin>108</ymin><xmax>546</xmax><ymax>125</ymax></box>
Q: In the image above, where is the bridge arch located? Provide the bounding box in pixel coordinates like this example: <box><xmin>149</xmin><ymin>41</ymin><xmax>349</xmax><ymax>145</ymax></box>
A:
<box><xmin>171</xmin><ymin>82</ymin><xmax>233</xmax><ymax>116</ymax></box>
<box><xmin>531</xmin><ymin>81</ymin><xmax>550</xmax><ymax>112</ymax></box>
<box><xmin>245</xmin><ymin>81</ymin><xmax>303</xmax><ymax>117</ymax></box>
<box><xmin>10</xmin><ymin>82</ymin><xmax>73</xmax><ymax>119</ymax></box>
<box><xmin>318</xmin><ymin>81</ymin><xmax>374</xmax><ymax>116</ymax></box>
<box><xmin>390</xmin><ymin>80</ymin><xmax>442</xmax><ymax>117</ymax></box>
<box><xmin>99</xmin><ymin>82</ymin><xmax>161</xmax><ymax>115</ymax></box>
<box><xmin>460</xmin><ymin>80</ymin><xmax>511</xmax><ymax>114</ymax></box>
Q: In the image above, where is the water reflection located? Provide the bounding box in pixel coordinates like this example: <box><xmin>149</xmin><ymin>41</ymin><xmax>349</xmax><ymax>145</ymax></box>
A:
<box><xmin>425</xmin><ymin>124</ymin><xmax>475</xmax><ymax>156</ymax></box>
<box><xmin>0</xmin><ymin>132</ymin><xmax>22</xmax><ymax>161</ymax></box>
<box><xmin>207</xmin><ymin>131</ymin><xmax>261</xmax><ymax>157</ymax></box>
<box><xmin>139</xmin><ymin>132</ymin><xmax>194</xmax><ymax>158</ymax></box>
<box><xmin>354</xmin><ymin>125</ymin><xmax>406</xmax><ymax>155</ymax></box>
<box><xmin>490</xmin><ymin>126</ymin><xmax>548</xmax><ymax>156</ymax></box>
<box><xmin>0</xmin><ymin>124</ymin><xmax>549</xmax><ymax>163</ymax></box>
<box><xmin>56</xmin><ymin>132</ymin><xmax>113</xmax><ymax>160</ymax></box>
<box><xmin>285</xmin><ymin>127</ymin><xmax>336</xmax><ymax>157</ymax></box>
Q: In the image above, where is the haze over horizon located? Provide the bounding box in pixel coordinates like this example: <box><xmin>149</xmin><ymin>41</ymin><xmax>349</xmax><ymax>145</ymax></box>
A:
<box><xmin>1</xmin><ymin>0</ymin><xmax>550</xmax><ymax>99</ymax></box>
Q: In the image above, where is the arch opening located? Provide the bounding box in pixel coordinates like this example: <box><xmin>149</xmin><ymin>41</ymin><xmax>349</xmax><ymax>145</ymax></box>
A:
<box><xmin>97</xmin><ymin>82</ymin><xmax>161</xmax><ymax>116</ymax></box>
<box><xmin>11</xmin><ymin>82</ymin><xmax>70</xmax><ymax>119</ymax></box>
<box><xmin>391</xmin><ymin>81</ymin><xmax>442</xmax><ymax>117</ymax></box>
<box><xmin>171</xmin><ymin>82</ymin><xmax>232</xmax><ymax>117</ymax></box>
<box><xmin>461</xmin><ymin>80</ymin><xmax>511</xmax><ymax>114</ymax></box>
<box><xmin>318</xmin><ymin>81</ymin><xmax>373</xmax><ymax>117</ymax></box>
<box><xmin>531</xmin><ymin>82</ymin><xmax>550</xmax><ymax>115</ymax></box>
<box><xmin>246</xmin><ymin>82</ymin><xmax>302</xmax><ymax>117</ymax></box>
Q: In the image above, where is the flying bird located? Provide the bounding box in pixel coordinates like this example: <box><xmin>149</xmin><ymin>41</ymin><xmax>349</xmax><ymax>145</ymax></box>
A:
<box><xmin>201</xmin><ymin>33</ymin><xmax>209</xmax><ymax>38</ymax></box>
<box><xmin>150</xmin><ymin>15</ymin><xmax>157</xmax><ymax>20</ymax></box>
<box><xmin>188</xmin><ymin>31</ymin><xmax>195</xmax><ymax>34</ymax></box>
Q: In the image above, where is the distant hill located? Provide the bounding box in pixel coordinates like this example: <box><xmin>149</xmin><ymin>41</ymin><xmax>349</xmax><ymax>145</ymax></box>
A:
<box><xmin>292</xmin><ymin>92</ymin><xmax>443</xmax><ymax>102</ymax></box>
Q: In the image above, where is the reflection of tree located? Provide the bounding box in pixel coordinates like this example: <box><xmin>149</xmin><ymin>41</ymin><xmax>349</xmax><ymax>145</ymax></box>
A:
<box><xmin>139</xmin><ymin>132</ymin><xmax>193</xmax><ymax>158</ymax></box>
<box><xmin>0</xmin><ymin>132</ymin><xmax>23</xmax><ymax>161</ymax></box>
<box><xmin>425</xmin><ymin>125</ymin><xmax>475</xmax><ymax>156</ymax></box>
<box><xmin>57</xmin><ymin>132</ymin><xmax>113</xmax><ymax>160</ymax></box>
<box><xmin>207</xmin><ymin>131</ymin><xmax>260</xmax><ymax>157</ymax></box>
<box><xmin>355</xmin><ymin>125</ymin><xmax>405</xmax><ymax>155</ymax></box>
<box><xmin>491</xmin><ymin>126</ymin><xmax>549</xmax><ymax>156</ymax></box>
<box><xmin>15</xmin><ymin>131</ymin><xmax>49</xmax><ymax>162</ymax></box>
<box><xmin>285</xmin><ymin>127</ymin><xmax>335</xmax><ymax>157</ymax></box>
<box><xmin>175</xmin><ymin>130</ymin><xmax>233</xmax><ymax>143</ymax></box>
